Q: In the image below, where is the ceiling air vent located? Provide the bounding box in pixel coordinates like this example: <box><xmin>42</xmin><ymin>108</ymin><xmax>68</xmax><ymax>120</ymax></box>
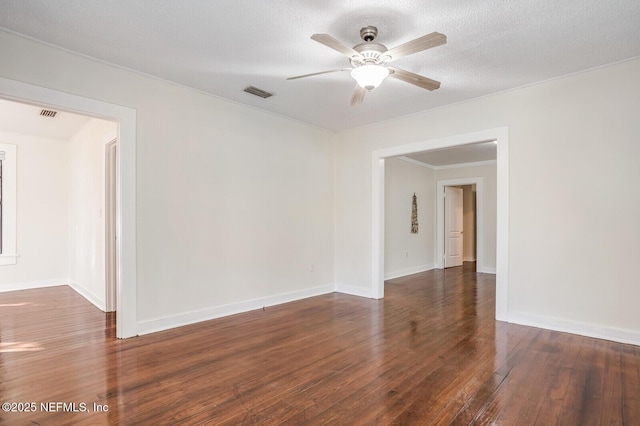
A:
<box><xmin>40</xmin><ymin>109</ymin><xmax>58</xmax><ymax>118</ymax></box>
<box><xmin>243</xmin><ymin>86</ymin><xmax>274</xmax><ymax>99</ymax></box>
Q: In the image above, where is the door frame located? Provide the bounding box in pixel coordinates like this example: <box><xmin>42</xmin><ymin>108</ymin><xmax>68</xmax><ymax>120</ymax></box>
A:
<box><xmin>105</xmin><ymin>139</ymin><xmax>117</xmax><ymax>312</ymax></box>
<box><xmin>372</xmin><ymin>127</ymin><xmax>509</xmax><ymax>321</ymax></box>
<box><xmin>437</xmin><ymin>178</ymin><xmax>484</xmax><ymax>271</ymax></box>
<box><xmin>0</xmin><ymin>77</ymin><xmax>138</xmax><ymax>338</ymax></box>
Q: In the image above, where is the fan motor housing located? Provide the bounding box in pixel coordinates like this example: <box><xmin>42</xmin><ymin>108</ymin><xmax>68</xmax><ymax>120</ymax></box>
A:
<box><xmin>351</xmin><ymin>42</ymin><xmax>390</xmax><ymax>67</ymax></box>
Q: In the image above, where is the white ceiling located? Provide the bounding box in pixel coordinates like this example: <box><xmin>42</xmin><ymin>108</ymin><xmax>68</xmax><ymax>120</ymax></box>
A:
<box><xmin>0</xmin><ymin>98</ymin><xmax>90</xmax><ymax>140</ymax></box>
<box><xmin>1</xmin><ymin>1</ymin><xmax>639</xmax><ymax>132</ymax></box>
<box><xmin>403</xmin><ymin>141</ymin><xmax>497</xmax><ymax>167</ymax></box>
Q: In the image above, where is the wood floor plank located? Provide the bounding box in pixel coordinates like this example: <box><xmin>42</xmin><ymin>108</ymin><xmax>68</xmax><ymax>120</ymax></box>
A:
<box><xmin>1</xmin><ymin>263</ymin><xmax>639</xmax><ymax>425</ymax></box>
<box><xmin>529</xmin><ymin>332</ymin><xmax>582</xmax><ymax>425</ymax></box>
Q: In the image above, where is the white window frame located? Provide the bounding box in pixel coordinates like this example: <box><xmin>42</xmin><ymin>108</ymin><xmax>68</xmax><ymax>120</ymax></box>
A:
<box><xmin>0</xmin><ymin>143</ymin><xmax>17</xmax><ymax>265</ymax></box>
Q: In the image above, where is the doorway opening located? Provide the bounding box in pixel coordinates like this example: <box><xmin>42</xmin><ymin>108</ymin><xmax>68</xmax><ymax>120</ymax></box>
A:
<box><xmin>372</xmin><ymin>127</ymin><xmax>509</xmax><ymax>321</ymax></box>
<box><xmin>0</xmin><ymin>76</ymin><xmax>138</xmax><ymax>338</ymax></box>
<box><xmin>437</xmin><ymin>178</ymin><xmax>485</xmax><ymax>272</ymax></box>
<box><xmin>446</xmin><ymin>184</ymin><xmax>478</xmax><ymax>271</ymax></box>
<box><xmin>0</xmin><ymin>96</ymin><xmax>118</xmax><ymax>333</ymax></box>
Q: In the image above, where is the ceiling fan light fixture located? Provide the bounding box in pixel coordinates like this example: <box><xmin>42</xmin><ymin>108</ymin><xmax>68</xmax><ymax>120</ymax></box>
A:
<box><xmin>351</xmin><ymin>65</ymin><xmax>389</xmax><ymax>91</ymax></box>
<box><xmin>289</xmin><ymin>28</ymin><xmax>446</xmax><ymax>104</ymax></box>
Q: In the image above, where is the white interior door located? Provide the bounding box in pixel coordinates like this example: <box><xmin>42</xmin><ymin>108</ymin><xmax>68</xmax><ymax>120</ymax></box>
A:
<box><xmin>445</xmin><ymin>186</ymin><xmax>463</xmax><ymax>268</ymax></box>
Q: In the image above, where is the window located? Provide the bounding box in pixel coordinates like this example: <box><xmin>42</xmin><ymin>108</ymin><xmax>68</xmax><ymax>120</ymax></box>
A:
<box><xmin>0</xmin><ymin>143</ymin><xmax>17</xmax><ymax>265</ymax></box>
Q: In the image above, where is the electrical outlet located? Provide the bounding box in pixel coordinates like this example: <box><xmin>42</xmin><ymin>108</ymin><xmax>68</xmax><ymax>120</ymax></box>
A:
<box><xmin>405</xmin><ymin>251</ymin><xmax>409</xmax><ymax>258</ymax></box>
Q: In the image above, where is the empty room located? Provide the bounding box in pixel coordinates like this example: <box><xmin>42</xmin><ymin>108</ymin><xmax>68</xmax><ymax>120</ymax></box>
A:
<box><xmin>0</xmin><ymin>1</ymin><xmax>639</xmax><ymax>424</ymax></box>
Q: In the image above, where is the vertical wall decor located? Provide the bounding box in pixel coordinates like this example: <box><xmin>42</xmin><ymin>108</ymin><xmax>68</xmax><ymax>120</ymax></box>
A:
<box><xmin>411</xmin><ymin>192</ymin><xmax>419</xmax><ymax>234</ymax></box>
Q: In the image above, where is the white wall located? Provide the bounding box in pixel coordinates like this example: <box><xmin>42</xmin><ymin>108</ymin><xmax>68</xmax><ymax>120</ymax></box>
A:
<box><xmin>336</xmin><ymin>58</ymin><xmax>640</xmax><ymax>344</ymax></box>
<box><xmin>0</xmin><ymin>131</ymin><xmax>70</xmax><ymax>290</ymax></box>
<box><xmin>0</xmin><ymin>30</ymin><xmax>336</xmax><ymax>334</ymax></box>
<box><xmin>436</xmin><ymin>164</ymin><xmax>496</xmax><ymax>272</ymax></box>
<box><xmin>384</xmin><ymin>158</ymin><xmax>435</xmax><ymax>279</ymax></box>
<box><xmin>68</xmin><ymin>118</ymin><xmax>117</xmax><ymax>309</ymax></box>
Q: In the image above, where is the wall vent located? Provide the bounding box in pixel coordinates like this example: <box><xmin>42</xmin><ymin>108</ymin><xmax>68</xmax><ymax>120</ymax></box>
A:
<box><xmin>40</xmin><ymin>109</ymin><xmax>58</xmax><ymax>118</ymax></box>
<box><xmin>243</xmin><ymin>86</ymin><xmax>274</xmax><ymax>99</ymax></box>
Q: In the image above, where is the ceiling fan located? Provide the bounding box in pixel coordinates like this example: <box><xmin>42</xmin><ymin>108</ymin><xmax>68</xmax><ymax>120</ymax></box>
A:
<box><xmin>287</xmin><ymin>26</ymin><xmax>447</xmax><ymax>106</ymax></box>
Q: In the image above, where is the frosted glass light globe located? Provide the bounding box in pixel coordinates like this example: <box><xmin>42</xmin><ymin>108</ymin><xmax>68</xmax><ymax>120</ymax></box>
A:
<box><xmin>351</xmin><ymin>65</ymin><xmax>390</xmax><ymax>91</ymax></box>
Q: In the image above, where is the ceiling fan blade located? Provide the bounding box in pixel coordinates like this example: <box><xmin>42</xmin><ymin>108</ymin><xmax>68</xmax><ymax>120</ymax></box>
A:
<box><xmin>384</xmin><ymin>32</ymin><xmax>447</xmax><ymax>62</ymax></box>
<box><xmin>287</xmin><ymin>68</ymin><xmax>351</xmax><ymax>80</ymax></box>
<box><xmin>388</xmin><ymin>67</ymin><xmax>441</xmax><ymax>91</ymax></box>
<box><xmin>350</xmin><ymin>85</ymin><xmax>366</xmax><ymax>106</ymax></box>
<box><xmin>311</xmin><ymin>34</ymin><xmax>360</xmax><ymax>58</ymax></box>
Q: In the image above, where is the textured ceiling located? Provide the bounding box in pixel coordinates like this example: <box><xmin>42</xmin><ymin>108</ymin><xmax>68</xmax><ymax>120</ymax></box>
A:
<box><xmin>0</xmin><ymin>98</ymin><xmax>90</xmax><ymax>140</ymax></box>
<box><xmin>1</xmin><ymin>0</ymin><xmax>639</xmax><ymax>131</ymax></box>
<box><xmin>404</xmin><ymin>141</ymin><xmax>496</xmax><ymax>167</ymax></box>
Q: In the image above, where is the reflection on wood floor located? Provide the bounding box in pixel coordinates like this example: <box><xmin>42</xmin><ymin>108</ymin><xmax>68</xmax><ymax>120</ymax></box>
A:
<box><xmin>1</xmin><ymin>263</ymin><xmax>639</xmax><ymax>424</ymax></box>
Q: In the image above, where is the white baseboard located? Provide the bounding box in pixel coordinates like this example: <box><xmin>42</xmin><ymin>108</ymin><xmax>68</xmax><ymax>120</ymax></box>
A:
<box><xmin>69</xmin><ymin>282</ymin><xmax>105</xmax><ymax>312</ymax></box>
<box><xmin>0</xmin><ymin>278</ymin><xmax>69</xmax><ymax>293</ymax></box>
<box><xmin>384</xmin><ymin>264</ymin><xmax>435</xmax><ymax>281</ymax></box>
<box><xmin>478</xmin><ymin>266</ymin><xmax>496</xmax><ymax>274</ymax></box>
<box><xmin>464</xmin><ymin>257</ymin><xmax>476</xmax><ymax>262</ymax></box>
<box><xmin>507</xmin><ymin>311</ymin><xmax>640</xmax><ymax>346</ymax></box>
<box><xmin>334</xmin><ymin>283</ymin><xmax>375</xmax><ymax>299</ymax></box>
<box><xmin>138</xmin><ymin>284</ymin><xmax>334</xmax><ymax>335</ymax></box>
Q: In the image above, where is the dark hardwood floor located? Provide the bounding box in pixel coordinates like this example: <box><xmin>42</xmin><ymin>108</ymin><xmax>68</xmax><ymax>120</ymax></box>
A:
<box><xmin>1</xmin><ymin>263</ymin><xmax>639</xmax><ymax>425</ymax></box>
